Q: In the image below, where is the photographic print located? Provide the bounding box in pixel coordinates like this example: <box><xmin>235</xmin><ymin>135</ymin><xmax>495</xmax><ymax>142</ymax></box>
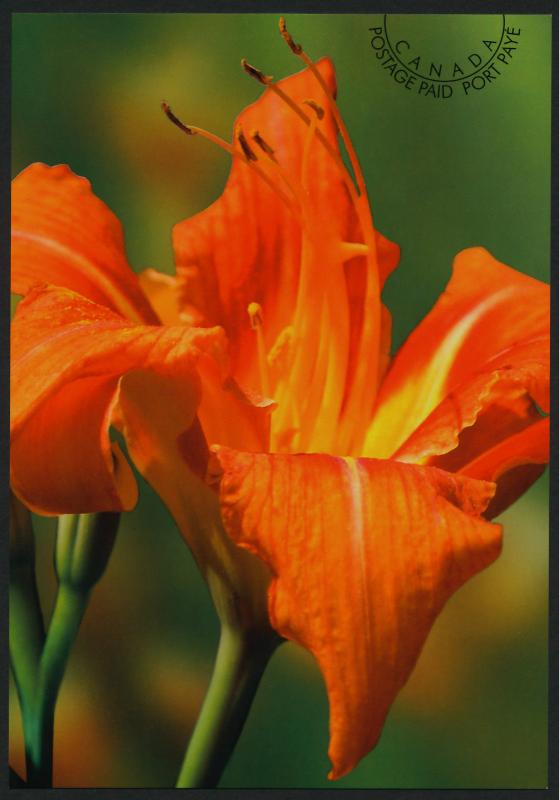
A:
<box><xmin>9</xmin><ymin>10</ymin><xmax>550</xmax><ymax>789</ymax></box>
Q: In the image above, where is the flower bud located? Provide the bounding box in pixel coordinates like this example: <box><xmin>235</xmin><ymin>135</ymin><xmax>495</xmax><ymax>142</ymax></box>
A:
<box><xmin>55</xmin><ymin>512</ymin><xmax>119</xmax><ymax>591</ymax></box>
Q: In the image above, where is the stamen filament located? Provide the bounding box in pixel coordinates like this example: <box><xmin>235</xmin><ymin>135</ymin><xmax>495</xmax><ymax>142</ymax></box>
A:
<box><xmin>339</xmin><ymin>242</ymin><xmax>369</xmax><ymax>260</ymax></box>
<box><xmin>248</xmin><ymin>303</ymin><xmax>271</xmax><ymax>397</ymax></box>
<box><xmin>305</xmin><ymin>277</ymin><xmax>349</xmax><ymax>454</ymax></box>
<box><xmin>293</xmin><ymin>295</ymin><xmax>330</xmax><ymax>450</ymax></box>
<box><xmin>301</xmin><ymin>111</ymin><xmax>318</xmax><ymax>192</ymax></box>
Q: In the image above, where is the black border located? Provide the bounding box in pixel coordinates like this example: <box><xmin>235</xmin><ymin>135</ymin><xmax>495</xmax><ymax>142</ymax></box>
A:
<box><xmin>2</xmin><ymin>0</ymin><xmax>557</xmax><ymax>798</ymax></box>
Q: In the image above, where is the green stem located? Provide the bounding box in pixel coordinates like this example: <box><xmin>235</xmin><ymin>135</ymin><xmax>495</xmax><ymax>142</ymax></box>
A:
<box><xmin>10</xmin><ymin>563</ymin><xmax>45</xmax><ymax>707</ymax></box>
<box><xmin>9</xmin><ymin>495</ymin><xmax>45</xmax><ymax>709</ymax></box>
<box><xmin>24</xmin><ymin>582</ymin><xmax>90</xmax><ymax>788</ymax></box>
<box><xmin>176</xmin><ymin>625</ymin><xmax>278</xmax><ymax>788</ymax></box>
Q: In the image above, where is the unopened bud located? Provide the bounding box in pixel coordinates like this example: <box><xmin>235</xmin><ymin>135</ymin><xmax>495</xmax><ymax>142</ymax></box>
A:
<box><xmin>55</xmin><ymin>512</ymin><xmax>120</xmax><ymax>591</ymax></box>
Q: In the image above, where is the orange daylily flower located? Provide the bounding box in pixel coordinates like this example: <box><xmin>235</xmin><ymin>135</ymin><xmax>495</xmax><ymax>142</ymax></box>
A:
<box><xmin>11</xmin><ymin>37</ymin><xmax>549</xmax><ymax>782</ymax></box>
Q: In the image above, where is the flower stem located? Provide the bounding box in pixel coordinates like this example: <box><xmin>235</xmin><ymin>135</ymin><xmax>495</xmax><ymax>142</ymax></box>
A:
<box><xmin>17</xmin><ymin>511</ymin><xmax>119</xmax><ymax>787</ymax></box>
<box><xmin>176</xmin><ymin>625</ymin><xmax>278</xmax><ymax>788</ymax></box>
<box><xmin>10</xmin><ymin>563</ymin><xmax>45</xmax><ymax>707</ymax></box>
<box><xmin>24</xmin><ymin>582</ymin><xmax>90</xmax><ymax>787</ymax></box>
<box><xmin>9</xmin><ymin>495</ymin><xmax>45</xmax><ymax>707</ymax></box>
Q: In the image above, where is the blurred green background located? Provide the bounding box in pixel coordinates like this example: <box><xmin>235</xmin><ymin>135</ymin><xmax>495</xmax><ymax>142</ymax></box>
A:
<box><xmin>11</xmin><ymin>13</ymin><xmax>550</xmax><ymax>788</ymax></box>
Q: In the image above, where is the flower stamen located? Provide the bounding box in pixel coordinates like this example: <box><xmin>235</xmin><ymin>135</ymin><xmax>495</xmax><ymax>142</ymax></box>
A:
<box><xmin>241</xmin><ymin>58</ymin><xmax>273</xmax><ymax>85</ymax></box>
<box><xmin>236</xmin><ymin>125</ymin><xmax>258</xmax><ymax>161</ymax></box>
<box><xmin>161</xmin><ymin>102</ymin><xmax>197</xmax><ymax>135</ymax></box>
<box><xmin>248</xmin><ymin>302</ymin><xmax>271</xmax><ymax>397</ymax></box>
<box><xmin>301</xmin><ymin>105</ymin><xmax>319</xmax><ymax>191</ymax></box>
<box><xmin>279</xmin><ymin>16</ymin><xmax>302</xmax><ymax>55</ymax></box>
<box><xmin>302</xmin><ymin>98</ymin><xmax>325</xmax><ymax>120</ymax></box>
<box><xmin>251</xmin><ymin>130</ymin><xmax>276</xmax><ymax>160</ymax></box>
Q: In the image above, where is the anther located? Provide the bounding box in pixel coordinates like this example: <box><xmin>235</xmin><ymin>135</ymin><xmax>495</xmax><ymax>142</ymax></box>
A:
<box><xmin>279</xmin><ymin>17</ymin><xmax>302</xmax><ymax>55</ymax></box>
<box><xmin>251</xmin><ymin>129</ymin><xmax>276</xmax><ymax>159</ymax></box>
<box><xmin>241</xmin><ymin>58</ymin><xmax>273</xmax><ymax>85</ymax></box>
<box><xmin>236</xmin><ymin>125</ymin><xmax>258</xmax><ymax>161</ymax></box>
<box><xmin>161</xmin><ymin>102</ymin><xmax>196</xmax><ymax>135</ymax></box>
<box><xmin>303</xmin><ymin>99</ymin><xmax>325</xmax><ymax>120</ymax></box>
<box><xmin>248</xmin><ymin>302</ymin><xmax>264</xmax><ymax>329</ymax></box>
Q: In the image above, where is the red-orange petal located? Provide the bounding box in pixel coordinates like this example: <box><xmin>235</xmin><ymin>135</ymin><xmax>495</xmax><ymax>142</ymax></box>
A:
<box><xmin>173</xmin><ymin>59</ymin><xmax>398</xmax><ymax>394</ymax></box>
<box><xmin>364</xmin><ymin>248</ymin><xmax>549</xmax><ymax>460</ymax></box>
<box><xmin>212</xmin><ymin>447</ymin><xmax>502</xmax><ymax>779</ymax></box>
<box><xmin>12</xmin><ymin>163</ymin><xmax>159</xmax><ymax>324</ymax></box>
<box><xmin>11</xmin><ymin>284</ymin><xmax>225</xmax><ymax>514</ymax></box>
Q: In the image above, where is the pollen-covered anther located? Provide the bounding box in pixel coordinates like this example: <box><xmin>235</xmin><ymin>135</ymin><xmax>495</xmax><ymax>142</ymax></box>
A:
<box><xmin>303</xmin><ymin>99</ymin><xmax>325</xmax><ymax>120</ymax></box>
<box><xmin>279</xmin><ymin>17</ymin><xmax>303</xmax><ymax>55</ymax></box>
<box><xmin>241</xmin><ymin>58</ymin><xmax>273</xmax><ymax>85</ymax></box>
<box><xmin>251</xmin><ymin>129</ymin><xmax>276</xmax><ymax>159</ymax></box>
<box><xmin>236</xmin><ymin>125</ymin><xmax>258</xmax><ymax>161</ymax></box>
<box><xmin>161</xmin><ymin>102</ymin><xmax>197</xmax><ymax>136</ymax></box>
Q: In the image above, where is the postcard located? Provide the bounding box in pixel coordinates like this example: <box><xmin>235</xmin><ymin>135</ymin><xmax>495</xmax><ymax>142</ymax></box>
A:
<box><xmin>9</xmin><ymin>10</ymin><xmax>550</xmax><ymax>790</ymax></box>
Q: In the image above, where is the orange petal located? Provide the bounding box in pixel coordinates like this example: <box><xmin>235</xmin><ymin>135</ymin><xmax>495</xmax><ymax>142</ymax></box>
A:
<box><xmin>11</xmin><ymin>284</ymin><xmax>225</xmax><ymax>514</ymax></box>
<box><xmin>114</xmin><ymin>371</ymin><xmax>271</xmax><ymax>625</ymax></box>
<box><xmin>173</xmin><ymin>60</ymin><xmax>398</xmax><ymax>394</ymax></box>
<box><xmin>213</xmin><ymin>448</ymin><xmax>502</xmax><ymax>779</ymax></box>
<box><xmin>393</xmin><ymin>337</ymin><xmax>549</xmax><ymax>516</ymax></box>
<box><xmin>11</xmin><ymin>374</ymin><xmax>138</xmax><ymax>515</ymax></box>
<box><xmin>394</xmin><ymin>339</ymin><xmax>548</xmax><ymax>463</ymax></box>
<box><xmin>456</xmin><ymin>415</ymin><xmax>549</xmax><ymax>518</ymax></box>
<box><xmin>364</xmin><ymin>248</ymin><xmax>549</xmax><ymax>459</ymax></box>
<box><xmin>12</xmin><ymin>163</ymin><xmax>159</xmax><ymax>324</ymax></box>
<box><xmin>138</xmin><ymin>268</ymin><xmax>184</xmax><ymax>325</ymax></box>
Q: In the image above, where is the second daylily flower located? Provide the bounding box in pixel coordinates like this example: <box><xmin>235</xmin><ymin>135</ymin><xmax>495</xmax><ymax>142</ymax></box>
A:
<box><xmin>11</xmin><ymin>26</ymin><xmax>549</xmax><ymax>780</ymax></box>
